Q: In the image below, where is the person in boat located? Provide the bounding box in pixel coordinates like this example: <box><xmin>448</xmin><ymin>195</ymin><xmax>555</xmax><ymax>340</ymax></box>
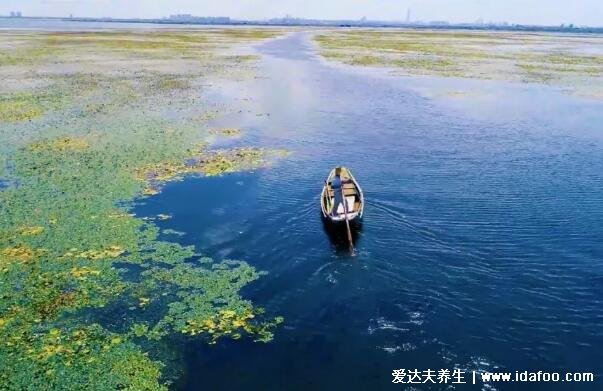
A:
<box><xmin>331</xmin><ymin>168</ymin><xmax>349</xmax><ymax>216</ymax></box>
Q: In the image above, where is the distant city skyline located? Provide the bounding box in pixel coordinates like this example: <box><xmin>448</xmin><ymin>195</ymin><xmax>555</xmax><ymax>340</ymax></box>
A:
<box><xmin>1</xmin><ymin>0</ymin><xmax>602</xmax><ymax>27</ymax></box>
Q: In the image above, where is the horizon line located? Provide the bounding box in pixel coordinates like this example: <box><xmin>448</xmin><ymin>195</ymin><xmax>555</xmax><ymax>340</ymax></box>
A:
<box><xmin>1</xmin><ymin>14</ymin><xmax>602</xmax><ymax>29</ymax></box>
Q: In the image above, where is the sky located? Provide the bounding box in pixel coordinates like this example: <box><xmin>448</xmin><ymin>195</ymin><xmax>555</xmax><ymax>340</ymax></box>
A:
<box><xmin>1</xmin><ymin>0</ymin><xmax>602</xmax><ymax>27</ymax></box>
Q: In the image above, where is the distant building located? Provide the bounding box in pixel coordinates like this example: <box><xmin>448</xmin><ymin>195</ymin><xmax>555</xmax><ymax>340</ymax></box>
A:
<box><xmin>429</xmin><ymin>20</ymin><xmax>449</xmax><ymax>26</ymax></box>
<box><xmin>169</xmin><ymin>14</ymin><xmax>193</xmax><ymax>20</ymax></box>
<box><xmin>10</xmin><ymin>11</ymin><xmax>23</xmax><ymax>18</ymax></box>
<box><xmin>166</xmin><ymin>14</ymin><xmax>230</xmax><ymax>24</ymax></box>
<box><xmin>406</xmin><ymin>9</ymin><xmax>411</xmax><ymax>24</ymax></box>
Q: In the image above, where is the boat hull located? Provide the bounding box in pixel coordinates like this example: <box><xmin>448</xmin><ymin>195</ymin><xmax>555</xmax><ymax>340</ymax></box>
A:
<box><xmin>320</xmin><ymin>166</ymin><xmax>364</xmax><ymax>224</ymax></box>
<box><xmin>322</xmin><ymin>211</ymin><xmax>361</xmax><ymax>223</ymax></box>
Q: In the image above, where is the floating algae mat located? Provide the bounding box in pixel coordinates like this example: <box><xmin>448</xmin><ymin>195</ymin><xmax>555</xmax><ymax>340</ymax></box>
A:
<box><xmin>0</xmin><ymin>29</ymin><xmax>285</xmax><ymax>389</ymax></box>
<box><xmin>315</xmin><ymin>30</ymin><xmax>603</xmax><ymax>99</ymax></box>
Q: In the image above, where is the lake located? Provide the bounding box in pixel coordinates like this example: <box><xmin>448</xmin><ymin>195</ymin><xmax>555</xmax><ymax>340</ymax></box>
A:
<box><xmin>133</xmin><ymin>33</ymin><xmax>603</xmax><ymax>390</ymax></box>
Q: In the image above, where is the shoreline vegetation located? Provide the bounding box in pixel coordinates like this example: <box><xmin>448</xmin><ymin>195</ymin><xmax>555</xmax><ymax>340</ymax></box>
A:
<box><xmin>0</xmin><ymin>29</ymin><xmax>285</xmax><ymax>389</ymax></box>
<box><xmin>315</xmin><ymin>29</ymin><xmax>603</xmax><ymax>99</ymax></box>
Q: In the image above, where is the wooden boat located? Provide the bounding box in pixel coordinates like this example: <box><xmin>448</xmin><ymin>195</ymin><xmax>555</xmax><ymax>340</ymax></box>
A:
<box><xmin>321</xmin><ymin>166</ymin><xmax>364</xmax><ymax>223</ymax></box>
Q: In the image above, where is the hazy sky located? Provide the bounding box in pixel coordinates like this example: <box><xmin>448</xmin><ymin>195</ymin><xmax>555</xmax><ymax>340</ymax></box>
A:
<box><xmin>2</xmin><ymin>0</ymin><xmax>602</xmax><ymax>26</ymax></box>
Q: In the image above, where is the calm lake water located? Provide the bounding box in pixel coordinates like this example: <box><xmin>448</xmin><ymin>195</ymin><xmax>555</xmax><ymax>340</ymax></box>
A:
<box><xmin>0</xmin><ymin>18</ymin><xmax>164</xmax><ymax>30</ymax></box>
<box><xmin>135</xmin><ymin>33</ymin><xmax>603</xmax><ymax>390</ymax></box>
<box><xmin>0</xmin><ymin>17</ymin><xmax>272</xmax><ymax>31</ymax></box>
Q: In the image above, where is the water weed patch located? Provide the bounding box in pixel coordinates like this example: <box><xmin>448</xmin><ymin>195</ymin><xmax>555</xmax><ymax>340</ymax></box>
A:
<box><xmin>0</xmin><ymin>28</ymin><xmax>285</xmax><ymax>389</ymax></box>
<box><xmin>315</xmin><ymin>30</ymin><xmax>603</xmax><ymax>98</ymax></box>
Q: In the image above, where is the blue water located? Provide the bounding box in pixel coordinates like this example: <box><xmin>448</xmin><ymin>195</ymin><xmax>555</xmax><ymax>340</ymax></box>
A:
<box><xmin>136</xmin><ymin>33</ymin><xmax>603</xmax><ymax>390</ymax></box>
<box><xmin>0</xmin><ymin>17</ymin><xmax>270</xmax><ymax>31</ymax></box>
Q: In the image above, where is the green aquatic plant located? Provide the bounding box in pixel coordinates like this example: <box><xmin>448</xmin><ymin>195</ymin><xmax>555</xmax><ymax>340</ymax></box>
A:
<box><xmin>516</xmin><ymin>63</ymin><xmax>557</xmax><ymax>83</ymax></box>
<box><xmin>0</xmin><ymin>92</ymin><xmax>61</xmax><ymax>122</ymax></box>
<box><xmin>197</xmin><ymin>148</ymin><xmax>269</xmax><ymax>176</ymax></box>
<box><xmin>210</xmin><ymin>127</ymin><xmax>242</xmax><ymax>137</ymax></box>
<box><xmin>0</xmin><ymin>43</ymin><xmax>63</xmax><ymax>67</ymax></box>
<box><xmin>349</xmin><ymin>55</ymin><xmax>382</xmax><ymax>66</ymax></box>
<box><xmin>207</xmin><ymin>29</ymin><xmax>283</xmax><ymax>41</ymax></box>
<box><xmin>315</xmin><ymin>30</ymin><xmax>603</xmax><ymax>98</ymax></box>
<box><xmin>135</xmin><ymin>147</ymin><xmax>285</xmax><ymax>195</ymax></box>
<box><xmin>0</xmin><ymin>28</ymin><xmax>285</xmax><ymax>389</ymax></box>
<box><xmin>29</xmin><ymin>137</ymin><xmax>91</xmax><ymax>152</ymax></box>
<box><xmin>152</xmin><ymin>75</ymin><xmax>192</xmax><ymax>91</ymax></box>
<box><xmin>0</xmin><ymin>324</ymin><xmax>167</xmax><ymax>390</ymax></box>
<box><xmin>0</xmin><ymin>73</ymin><xmax>111</xmax><ymax>124</ymax></box>
<box><xmin>136</xmin><ymin>260</ymin><xmax>284</xmax><ymax>344</ymax></box>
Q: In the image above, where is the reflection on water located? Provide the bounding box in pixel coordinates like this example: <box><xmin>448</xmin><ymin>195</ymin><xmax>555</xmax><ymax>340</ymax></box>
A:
<box><xmin>135</xmin><ymin>32</ymin><xmax>603</xmax><ymax>391</ymax></box>
<box><xmin>321</xmin><ymin>216</ymin><xmax>363</xmax><ymax>254</ymax></box>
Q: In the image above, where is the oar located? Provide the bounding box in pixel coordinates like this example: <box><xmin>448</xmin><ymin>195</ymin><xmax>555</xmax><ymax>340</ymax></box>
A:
<box><xmin>340</xmin><ymin>183</ymin><xmax>355</xmax><ymax>255</ymax></box>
